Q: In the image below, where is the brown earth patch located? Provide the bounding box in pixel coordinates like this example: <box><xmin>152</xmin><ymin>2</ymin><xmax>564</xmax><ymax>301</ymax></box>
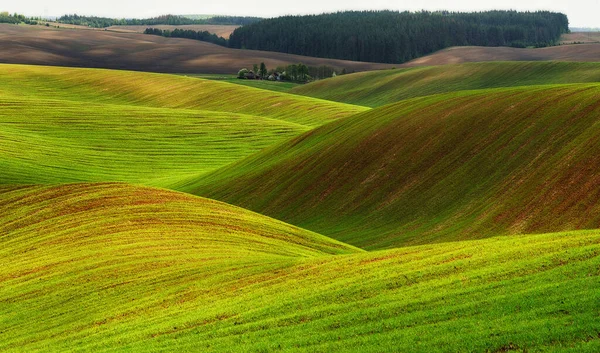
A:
<box><xmin>0</xmin><ymin>24</ymin><xmax>396</xmax><ymax>74</ymax></box>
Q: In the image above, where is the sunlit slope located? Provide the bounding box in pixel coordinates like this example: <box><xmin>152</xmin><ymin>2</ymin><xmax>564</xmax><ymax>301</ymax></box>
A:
<box><xmin>0</xmin><ymin>64</ymin><xmax>367</xmax><ymax>186</ymax></box>
<box><xmin>0</xmin><ymin>183</ymin><xmax>358</xmax><ymax>257</ymax></box>
<box><xmin>292</xmin><ymin>62</ymin><xmax>600</xmax><ymax>107</ymax></box>
<box><xmin>0</xmin><ymin>64</ymin><xmax>367</xmax><ymax>127</ymax></box>
<box><xmin>190</xmin><ymin>84</ymin><xmax>600</xmax><ymax>249</ymax></box>
<box><xmin>0</xmin><ymin>97</ymin><xmax>307</xmax><ymax>186</ymax></box>
<box><xmin>1</xmin><ymin>186</ymin><xmax>598</xmax><ymax>352</ymax></box>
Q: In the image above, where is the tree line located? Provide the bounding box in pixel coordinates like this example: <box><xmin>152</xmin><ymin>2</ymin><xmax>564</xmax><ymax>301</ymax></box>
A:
<box><xmin>228</xmin><ymin>10</ymin><xmax>570</xmax><ymax>64</ymax></box>
<box><xmin>0</xmin><ymin>12</ymin><xmax>41</xmax><ymax>25</ymax></box>
<box><xmin>144</xmin><ymin>28</ymin><xmax>228</xmax><ymax>47</ymax></box>
<box><xmin>57</xmin><ymin>14</ymin><xmax>261</xmax><ymax>28</ymax></box>
<box><xmin>238</xmin><ymin>62</ymin><xmax>341</xmax><ymax>82</ymax></box>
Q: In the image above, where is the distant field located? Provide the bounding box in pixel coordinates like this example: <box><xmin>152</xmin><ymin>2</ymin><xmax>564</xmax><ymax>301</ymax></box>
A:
<box><xmin>1</xmin><ymin>183</ymin><xmax>598</xmax><ymax>352</ymax></box>
<box><xmin>561</xmin><ymin>31</ymin><xmax>600</xmax><ymax>44</ymax></box>
<box><xmin>293</xmin><ymin>62</ymin><xmax>600</xmax><ymax>107</ymax></box>
<box><xmin>190</xmin><ymin>84</ymin><xmax>600</xmax><ymax>249</ymax></box>
<box><xmin>0</xmin><ymin>24</ymin><xmax>396</xmax><ymax>74</ymax></box>
<box><xmin>107</xmin><ymin>24</ymin><xmax>239</xmax><ymax>38</ymax></box>
<box><xmin>402</xmin><ymin>43</ymin><xmax>600</xmax><ymax>67</ymax></box>
<box><xmin>0</xmin><ymin>64</ymin><xmax>365</xmax><ymax>186</ymax></box>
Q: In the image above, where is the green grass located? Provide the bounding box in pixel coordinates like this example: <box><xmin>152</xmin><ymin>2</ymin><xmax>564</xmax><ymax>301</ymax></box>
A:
<box><xmin>0</xmin><ymin>96</ymin><xmax>308</xmax><ymax>186</ymax></box>
<box><xmin>184</xmin><ymin>74</ymin><xmax>301</xmax><ymax>93</ymax></box>
<box><xmin>1</xmin><ymin>183</ymin><xmax>599</xmax><ymax>352</ymax></box>
<box><xmin>0</xmin><ymin>64</ymin><xmax>366</xmax><ymax>128</ymax></box>
<box><xmin>189</xmin><ymin>84</ymin><xmax>600</xmax><ymax>249</ymax></box>
<box><xmin>292</xmin><ymin>61</ymin><xmax>600</xmax><ymax>107</ymax></box>
<box><xmin>0</xmin><ymin>64</ymin><xmax>366</xmax><ymax>186</ymax></box>
<box><xmin>4</xmin><ymin>62</ymin><xmax>600</xmax><ymax>352</ymax></box>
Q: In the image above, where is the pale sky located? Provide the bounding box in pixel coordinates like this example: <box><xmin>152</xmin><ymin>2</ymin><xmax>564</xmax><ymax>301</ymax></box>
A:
<box><xmin>3</xmin><ymin>0</ymin><xmax>600</xmax><ymax>27</ymax></box>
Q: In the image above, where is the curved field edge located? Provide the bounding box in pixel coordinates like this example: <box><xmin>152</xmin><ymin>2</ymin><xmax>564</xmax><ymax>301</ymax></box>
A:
<box><xmin>0</xmin><ymin>183</ymin><xmax>360</xmax><ymax>258</ymax></box>
<box><xmin>189</xmin><ymin>84</ymin><xmax>600</xmax><ymax>249</ymax></box>
<box><xmin>292</xmin><ymin>61</ymin><xmax>600</xmax><ymax>107</ymax></box>
<box><xmin>0</xmin><ymin>64</ymin><xmax>368</xmax><ymax>128</ymax></box>
<box><xmin>1</xmin><ymin>184</ymin><xmax>598</xmax><ymax>352</ymax></box>
<box><xmin>0</xmin><ymin>96</ymin><xmax>309</xmax><ymax>186</ymax></box>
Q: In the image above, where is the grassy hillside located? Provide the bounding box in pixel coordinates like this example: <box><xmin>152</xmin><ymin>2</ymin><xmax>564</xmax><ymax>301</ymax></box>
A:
<box><xmin>292</xmin><ymin>61</ymin><xmax>600</xmax><ymax>107</ymax></box>
<box><xmin>1</xmin><ymin>183</ymin><xmax>598</xmax><ymax>352</ymax></box>
<box><xmin>0</xmin><ymin>64</ymin><xmax>366</xmax><ymax>186</ymax></box>
<box><xmin>190</xmin><ymin>84</ymin><xmax>600</xmax><ymax>249</ymax></box>
<box><xmin>0</xmin><ymin>97</ymin><xmax>308</xmax><ymax>185</ymax></box>
<box><xmin>0</xmin><ymin>64</ymin><xmax>366</xmax><ymax>128</ymax></box>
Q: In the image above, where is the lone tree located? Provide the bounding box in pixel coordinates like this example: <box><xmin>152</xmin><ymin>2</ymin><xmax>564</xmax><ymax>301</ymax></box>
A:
<box><xmin>237</xmin><ymin>68</ymin><xmax>249</xmax><ymax>79</ymax></box>
<box><xmin>253</xmin><ymin>64</ymin><xmax>259</xmax><ymax>74</ymax></box>
<box><xmin>259</xmin><ymin>62</ymin><xmax>267</xmax><ymax>79</ymax></box>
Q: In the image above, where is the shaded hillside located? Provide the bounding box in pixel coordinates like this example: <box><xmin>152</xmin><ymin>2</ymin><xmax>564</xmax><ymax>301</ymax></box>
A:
<box><xmin>189</xmin><ymin>84</ymin><xmax>600</xmax><ymax>249</ymax></box>
<box><xmin>1</xmin><ymin>183</ymin><xmax>598</xmax><ymax>351</ymax></box>
<box><xmin>0</xmin><ymin>24</ymin><xmax>395</xmax><ymax>74</ymax></box>
<box><xmin>292</xmin><ymin>62</ymin><xmax>600</xmax><ymax>107</ymax></box>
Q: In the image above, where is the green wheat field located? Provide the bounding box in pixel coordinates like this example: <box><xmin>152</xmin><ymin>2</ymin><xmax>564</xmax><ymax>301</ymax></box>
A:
<box><xmin>2</xmin><ymin>62</ymin><xmax>600</xmax><ymax>352</ymax></box>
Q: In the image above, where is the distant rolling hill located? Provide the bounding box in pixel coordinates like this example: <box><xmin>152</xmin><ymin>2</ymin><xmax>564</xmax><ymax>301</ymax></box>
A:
<box><xmin>401</xmin><ymin>43</ymin><xmax>600</xmax><ymax>67</ymax></box>
<box><xmin>560</xmin><ymin>31</ymin><xmax>600</xmax><ymax>44</ymax></box>
<box><xmin>0</xmin><ymin>24</ymin><xmax>395</xmax><ymax>74</ymax></box>
<box><xmin>189</xmin><ymin>84</ymin><xmax>600</xmax><ymax>249</ymax></box>
<box><xmin>106</xmin><ymin>24</ymin><xmax>240</xmax><ymax>38</ymax></box>
<box><xmin>1</xmin><ymin>183</ymin><xmax>599</xmax><ymax>352</ymax></box>
<box><xmin>0</xmin><ymin>64</ymin><xmax>365</xmax><ymax>186</ymax></box>
<box><xmin>292</xmin><ymin>61</ymin><xmax>600</xmax><ymax>107</ymax></box>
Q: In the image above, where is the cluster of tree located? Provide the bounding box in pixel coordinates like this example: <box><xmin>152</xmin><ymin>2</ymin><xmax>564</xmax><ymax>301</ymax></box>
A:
<box><xmin>238</xmin><ymin>62</ymin><xmax>341</xmax><ymax>82</ymax></box>
<box><xmin>279</xmin><ymin>63</ymin><xmax>310</xmax><ymax>81</ymax></box>
<box><xmin>199</xmin><ymin>16</ymin><xmax>261</xmax><ymax>26</ymax></box>
<box><xmin>144</xmin><ymin>28</ymin><xmax>227</xmax><ymax>47</ymax></box>
<box><xmin>0</xmin><ymin>12</ymin><xmax>41</xmax><ymax>25</ymax></box>
<box><xmin>228</xmin><ymin>10</ymin><xmax>569</xmax><ymax>64</ymax></box>
<box><xmin>57</xmin><ymin>14</ymin><xmax>261</xmax><ymax>28</ymax></box>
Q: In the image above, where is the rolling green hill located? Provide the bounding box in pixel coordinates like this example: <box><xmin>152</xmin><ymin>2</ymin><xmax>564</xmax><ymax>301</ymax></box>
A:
<box><xmin>0</xmin><ymin>64</ymin><xmax>366</xmax><ymax>186</ymax></box>
<box><xmin>292</xmin><ymin>62</ymin><xmax>600</xmax><ymax>107</ymax></box>
<box><xmin>189</xmin><ymin>84</ymin><xmax>600</xmax><ymax>249</ymax></box>
<box><xmin>1</xmin><ymin>183</ymin><xmax>598</xmax><ymax>352</ymax></box>
<box><xmin>0</xmin><ymin>64</ymin><xmax>366</xmax><ymax>128</ymax></box>
<box><xmin>0</xmin><ymin>96</ymin><xmax>307</xmax><ymax>186</ymax></box>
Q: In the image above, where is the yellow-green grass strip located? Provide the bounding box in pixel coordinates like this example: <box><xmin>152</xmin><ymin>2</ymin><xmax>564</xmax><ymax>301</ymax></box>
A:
<box><xmin>292</xmin><ymin>61</ymin><xmax>600</xmax><ymax>107</ymax></box>
<box><xmin>0</xmin><ymin>64</ymin><xmax>367</xmax><ymax>128</ymax></box>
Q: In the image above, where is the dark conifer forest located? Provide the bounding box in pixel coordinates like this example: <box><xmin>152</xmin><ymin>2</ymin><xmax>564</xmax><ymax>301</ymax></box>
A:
<box><xmin>228</xmin><ymin>11</ymin><xmax>569</xmax><ymax>63</ymax></box>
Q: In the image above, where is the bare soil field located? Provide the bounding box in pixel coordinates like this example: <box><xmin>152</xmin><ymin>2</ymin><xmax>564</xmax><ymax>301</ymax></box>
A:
<box><xmin>560</xmin><ymin>31</ymin><xmax>600</xmax><ymax>44</ymax></box>
<box><xmin>402</xmin><ymin>43</ymin><xmax>600</xmax><ymax>67</ymax></box>
<box><xmin>107</xmin><ymin>24</ymin><xmax>239</xmax><ymax>38</ymax></box>
<box><xmin>0</xmin><ymin>24</ymin><xmax>395</xmax><ymax>74</ymax></box>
